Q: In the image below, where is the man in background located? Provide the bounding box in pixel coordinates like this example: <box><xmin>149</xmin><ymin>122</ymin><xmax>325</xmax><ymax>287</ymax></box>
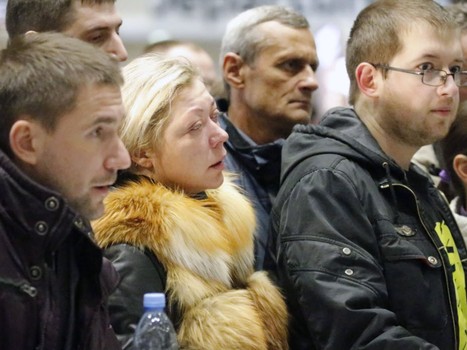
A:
<box><xmin>218</xmin><ymin>5</ymin><xmax>319</xmax><ymax>269</ymax></box>
<box><xmin>6</xmin><ymin>0</ymin><xmax>128</xmax><ymax>62</ymax></box>
<box><xmin>144</xmin><ymin>39</ymin><xmax>218</xmax><ymax>93</ymax></box>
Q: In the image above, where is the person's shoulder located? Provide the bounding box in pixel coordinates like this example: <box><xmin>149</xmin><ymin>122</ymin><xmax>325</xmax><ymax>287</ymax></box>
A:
<box><xmin>283</xmin><ymin>148</ymin><xmax>362</xmax><ymax>184</ymax></box>
<box><xmin>104</xmin><ymin>243</ymin><xmax>148</xmax><ymax>263</ymax></box>
<box><xmin>100</xmin><ymin>256</ymin><xmax>119</xmax><ymax>296</ymax></box>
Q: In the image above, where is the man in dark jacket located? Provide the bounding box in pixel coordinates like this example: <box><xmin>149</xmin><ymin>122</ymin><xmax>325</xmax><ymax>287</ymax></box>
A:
<box><xmin>268</xmin><ymin>0</ymin><xmax>467</xmax><ymax>349</ymax></box>
<box><xmin>0</xmin><ymin>32</ymin><xmax>130</xmax><ymax>349</ymax></box>
<box><xmin>218</xmin><ymin>5</ymin><xmax>319</xmax><ymax>269</ymax></box>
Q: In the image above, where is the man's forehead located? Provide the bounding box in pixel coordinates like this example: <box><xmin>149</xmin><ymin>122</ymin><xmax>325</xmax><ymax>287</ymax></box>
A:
<box><xmin>67</xmin><ymin>1</ymin><xmax>122</xmax><ymax>31</ymax></box>
<box><xmin>64</xmin><ymin>84</ymin><xmax>124</xmax><ymax>126</ymax></box>
<box><xmin>256</xmin><ymin>28</ymin><xmax>317</xmax><ymax>59</ymax></box>
<box><xmin>396</xmin><ymin>24</ymin><xmax>463</xmax><ymax>63</ymax></box>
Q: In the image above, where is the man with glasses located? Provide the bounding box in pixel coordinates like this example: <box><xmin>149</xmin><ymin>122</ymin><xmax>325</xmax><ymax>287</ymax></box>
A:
<box><xmin>266</xmin><ymin>0</ymin><xmax>467</xmax><ymax>349</ymax></box>
<box><xmin>412</xmin><ymin>2</ymin><xmax>467</xmax><ymax>185</ymax></box>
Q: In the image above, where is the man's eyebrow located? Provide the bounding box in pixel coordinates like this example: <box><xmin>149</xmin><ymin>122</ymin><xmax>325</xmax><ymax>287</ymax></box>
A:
<box><xmin>91</xmin><ymin>116</ymin><xmax>119</xmax><ymax>126</ymax></box>
<box><xmin>85</xmin><ymin>20</ymin><xmax>123</xmax><ymax>32</ymax></box>
<box><xmin>417</xmin><ymin>53</ymin><xmax>464</xmax><ymax>64</ymax></box>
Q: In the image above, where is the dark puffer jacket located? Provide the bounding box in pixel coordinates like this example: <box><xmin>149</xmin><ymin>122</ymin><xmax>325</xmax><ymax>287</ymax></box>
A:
<box><xmin>267</xmin><ymin>107</ymin><xmax>467</xmax><ymax>349</ymax></box>
<box><xmin>0</xmin><ymin>149</ymin><xmax>120</xmax><ymax>350</ymax></box>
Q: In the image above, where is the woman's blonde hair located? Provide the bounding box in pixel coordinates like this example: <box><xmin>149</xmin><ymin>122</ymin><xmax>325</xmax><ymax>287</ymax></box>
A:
<box><xmin>120</xmin><ymin>53</ymin><xmax>199</xmax><ymax>172</ymax></box>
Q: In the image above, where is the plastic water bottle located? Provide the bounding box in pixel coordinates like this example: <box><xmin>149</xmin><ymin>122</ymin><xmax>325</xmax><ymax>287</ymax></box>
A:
<box><xmin>134</xmin><ymin>293</ymin><xmax>179</xmax><ymax>350</ymax></box>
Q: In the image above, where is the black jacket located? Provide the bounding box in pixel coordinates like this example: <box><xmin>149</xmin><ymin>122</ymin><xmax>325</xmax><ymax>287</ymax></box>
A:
<box><xmin>219</xmin><ymin>113</ymin><xmax>283</xmax><ymax>270</ymax></box>
<box><xmin>268</xmin><ymin>107</ymin><xmax>467</xmax><ymax>349</ymax></box>
<box><xmin>0</xmin><ymin>149</ymin><xmax>120</xmax><ymax>350</ymax></box>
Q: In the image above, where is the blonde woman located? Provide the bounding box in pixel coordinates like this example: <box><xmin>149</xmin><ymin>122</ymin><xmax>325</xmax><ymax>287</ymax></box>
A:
<box><xmin>92</xmin><ymin>54</ymin><xmax>288</xmax><ymax>350</ymax></box>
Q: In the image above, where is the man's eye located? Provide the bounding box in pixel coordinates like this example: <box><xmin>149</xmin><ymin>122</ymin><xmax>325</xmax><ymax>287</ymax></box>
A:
<box><xmin>282</xmin><ymin>60</ymin><xmax>302</xmax><ymax>73</ymax></box>
<box><xmin>450</xmin><ymin>65</ymin><xmax>462</xmax><ymax>74</ymax></box>
<box><xmin>418</xmin><ymin>63</ymin><xmax>434</xmax><ymax>72</ymax></box>
<box><xmin>92</xmin><ymin>127</ymin><xmax>103</xmax><ymax>137</ymax></box>
<box><xmin>88</xmin><ymin>32</ymin><xmax>106</xmax><ymax>44</ymax></box>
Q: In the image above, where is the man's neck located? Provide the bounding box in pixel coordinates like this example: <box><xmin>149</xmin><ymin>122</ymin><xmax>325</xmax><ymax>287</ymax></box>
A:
<box><xmin>227</xmin><ymin>106</ymin><xmax>282</xmax><ymax>145</ymax></box>
<box><xmin>358</xmin><ymin>109</ymin><xmax>417</xmax><ymax>170</ymax></box>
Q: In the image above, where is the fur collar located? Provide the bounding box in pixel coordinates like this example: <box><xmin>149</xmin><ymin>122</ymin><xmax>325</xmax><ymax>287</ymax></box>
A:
<box><xmin>93</xmin><ymin>176</ymin><xmax>256</xmax><ymax>287</ymax></box>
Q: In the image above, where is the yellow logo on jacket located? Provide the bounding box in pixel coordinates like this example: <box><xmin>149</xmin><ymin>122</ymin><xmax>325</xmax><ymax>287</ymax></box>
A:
<box><xmin>435</xmin><ymin>221</ymin><xmax>467</xmax><ymax>350</ymax></box>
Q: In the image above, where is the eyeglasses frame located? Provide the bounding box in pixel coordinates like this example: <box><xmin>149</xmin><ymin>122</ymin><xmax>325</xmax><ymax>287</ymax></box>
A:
<box><xmin>371</xmin><ymin>63</ymin><xmax>462</xmax><ymax>87</ymax></box>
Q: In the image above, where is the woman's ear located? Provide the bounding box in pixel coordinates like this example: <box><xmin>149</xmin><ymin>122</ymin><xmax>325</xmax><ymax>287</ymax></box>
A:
<box><xmin>355</xmin><ymin>62</ymin><xmax>380</xmax><ymax>98</ymax></box>
<box><xmin>132</xmin><ymin>149</ymin><xmax>155</xmax><ymax>170</ymax></box>
<box><xmin>453</xmin><ymin>154</ymin><xmax>467</xmax><ymax>187</ymax></box>
<box><xmin>9</xmin><ymin>119</ymin><xmax>43</xmax><ymax>165</ymax></box>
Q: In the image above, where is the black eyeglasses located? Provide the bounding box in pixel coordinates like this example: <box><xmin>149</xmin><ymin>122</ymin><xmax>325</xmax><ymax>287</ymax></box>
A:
<box><xmin>372</xmin><ymin>63</ymin><xmax>462</xmax><ymax>87</ymax></box>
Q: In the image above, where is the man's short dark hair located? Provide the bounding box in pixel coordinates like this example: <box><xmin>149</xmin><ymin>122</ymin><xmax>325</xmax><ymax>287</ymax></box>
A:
<box><xmin>6</xmin><ymin>0</ymin><xmax>116</xmax><ymax>38</ymax></box>
<box><xmin>0</xmin><ymin>31</ymin><xmax>123</xmax><ymax>155</ymax></box>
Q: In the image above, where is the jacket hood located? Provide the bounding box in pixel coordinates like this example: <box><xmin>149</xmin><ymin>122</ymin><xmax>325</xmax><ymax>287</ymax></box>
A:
<box><xmin>282</xmin><ymin>107</ymin><xmax>405</xmax><ymax>183</ymax></box>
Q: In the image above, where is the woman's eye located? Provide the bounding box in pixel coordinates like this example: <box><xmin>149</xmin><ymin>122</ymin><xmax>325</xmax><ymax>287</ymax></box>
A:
<box><xmin>211</xmin><ymin>110</ymin><xmax>220</xmax><ymax>123</ymax></box>
<box><xmin>92</xmin><ymin>127</ymin><xmax>102</xmax><ymax>137</ymax></box>
<box><xmin>191</xmin><ymin>122</ymin><xmax>202</xmax><ymax>131</ymax></box>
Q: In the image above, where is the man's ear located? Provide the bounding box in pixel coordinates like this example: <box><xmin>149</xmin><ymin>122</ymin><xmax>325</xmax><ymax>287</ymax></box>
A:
<box><xmin>453</xmin><ymin>154</ymin><xmax>467</xmax><ymax>186</ymax></box>
<box><xmin>355</xmin><ymin>62</ymin><xmax>380</xmax><ymax>98</ymax></box>
<box><xmin>222</xmin><ymin>52</ymin><xmax>245</xmax><ymax>89</ymax></box>
<box><xmin>9</xmin><ymin>119</ymin><xmax>43</xmax><ymax>165</ymax></box>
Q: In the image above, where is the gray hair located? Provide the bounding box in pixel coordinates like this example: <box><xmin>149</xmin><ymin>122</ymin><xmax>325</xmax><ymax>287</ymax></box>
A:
<box><xmin>219</xmin><ymin>5</ymin><xmax>309</xmax><ymax>97</ymax></box>
<box><xmin>220</xmin><ymin>5</ymin><xmax>309</xmax><ymax>66</ymax></box>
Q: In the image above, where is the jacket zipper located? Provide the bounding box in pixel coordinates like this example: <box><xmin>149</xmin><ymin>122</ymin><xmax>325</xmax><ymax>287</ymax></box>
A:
<box><xmin>0</xmin><ymin>277</ymin><xmax>37</xmax><ymax>297</ymax></box>
<box><xmin>381</xmin><ymin>182</ymin><xmax>458</xmax><ymax>349</ymax></box>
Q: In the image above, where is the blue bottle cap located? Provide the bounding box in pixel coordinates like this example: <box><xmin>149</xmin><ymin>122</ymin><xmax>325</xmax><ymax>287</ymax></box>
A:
<box><xmin>143</xmin><ymin>293</ymin><xmax>166</xmax><ymax>309</ymax></box>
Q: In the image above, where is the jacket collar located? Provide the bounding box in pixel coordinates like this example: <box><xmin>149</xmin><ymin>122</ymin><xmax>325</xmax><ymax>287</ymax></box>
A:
<box><xmin>0</xmin><ymin>149</ymin><xmax>90</xmax><ymax>255</ymax></box>
<box><xmin>220</xmin><ymin>113</ymin><xmax>283</xmax><ymax>193</ymax></box>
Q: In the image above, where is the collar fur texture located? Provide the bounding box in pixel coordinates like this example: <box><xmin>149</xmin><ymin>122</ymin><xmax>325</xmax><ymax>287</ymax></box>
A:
<box><xmin>93</xmin><ymin>175</ymin><xmax>256</xmax><ymax>287</ymax></box>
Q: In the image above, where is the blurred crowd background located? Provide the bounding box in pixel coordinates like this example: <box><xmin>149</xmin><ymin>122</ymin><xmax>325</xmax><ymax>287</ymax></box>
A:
<box><xmin>0</xmin><ymin>0</ymin><xmax>457</xmax><ymax>114</ymax></box>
